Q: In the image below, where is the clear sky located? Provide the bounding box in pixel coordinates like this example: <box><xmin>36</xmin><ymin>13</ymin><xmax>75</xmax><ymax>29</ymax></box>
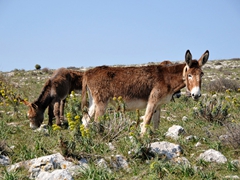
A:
<box><xmin>0</xmin><ymin>1</ymin><xmax>239</xmax><ymax>72</ymax></box>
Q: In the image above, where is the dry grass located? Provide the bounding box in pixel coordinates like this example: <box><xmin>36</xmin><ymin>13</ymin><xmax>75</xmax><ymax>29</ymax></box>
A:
<box><xmin>206</xmin><ymin>78</ymin><xmax>240</xmax><ymax>92</ymax></box>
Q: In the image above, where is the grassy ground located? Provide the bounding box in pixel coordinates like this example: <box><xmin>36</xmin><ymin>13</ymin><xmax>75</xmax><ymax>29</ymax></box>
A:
<box><xmin>0</xmin><ymin>60</ymin><xmax>240</xmax><ymax>179</ymax></box>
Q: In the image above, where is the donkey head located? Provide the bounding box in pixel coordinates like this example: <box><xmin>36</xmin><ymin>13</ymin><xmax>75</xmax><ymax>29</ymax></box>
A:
<box><xmin>23</xmin><ymin>101</ymin><xmax>44</xmax><ymax>129</ymax></box>
<box><xmin>183</xmin><ymin>50</ymin><xmax>209</xmax><ymax>100</ymax></box>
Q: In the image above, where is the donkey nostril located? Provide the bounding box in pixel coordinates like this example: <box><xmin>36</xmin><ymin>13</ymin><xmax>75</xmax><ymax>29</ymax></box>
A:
<box><xmin>192</xmin><ymin>94</ymin><xmax>194</xmax><ymax>97</ymax></box>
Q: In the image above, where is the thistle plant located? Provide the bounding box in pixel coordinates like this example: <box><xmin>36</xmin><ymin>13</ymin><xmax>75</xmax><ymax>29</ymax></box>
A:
<box><xmin>193</xmin><ymin>95</ymin><xmax>229</xmax><ymax>125</ymax></box>
<box><xmin>112</xmin><ymin>96</ymin><xmax>125</xmax><ymax>112</ymax></box>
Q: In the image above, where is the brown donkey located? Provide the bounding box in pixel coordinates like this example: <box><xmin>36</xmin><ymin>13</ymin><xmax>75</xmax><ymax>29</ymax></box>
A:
<box><xmin>23</xmin><ymin>68</ymin><xmax>83</xmax><ymax>129</ymax></box>
<box><xmin>81</xmin><ymin>50</ymin><xmax>209</xmax><ymax>135</ymax></box>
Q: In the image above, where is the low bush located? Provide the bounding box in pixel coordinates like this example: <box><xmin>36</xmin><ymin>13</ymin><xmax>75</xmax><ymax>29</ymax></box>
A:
<box><xmin>206</xmin><ymin>78</ymin><xmax>239</xmax><ymax>92</ymax></box>
<box><xmin>35</xmin><ymin>64</ymin><xmax>41</xmax><ymax>70</ymax></box>
<box><xmin>192</xmin><ymin>95</ymin><xmax>229</xmax><ymax>125</ymax></box>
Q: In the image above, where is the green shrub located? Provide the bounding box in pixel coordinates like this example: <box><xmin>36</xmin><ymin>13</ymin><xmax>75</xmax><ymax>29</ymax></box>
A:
<box><xmin>35</xmin><ymin>64</ymin><xmax>41</xmax><ymax>70</ymax></box>
<box><xmin>193</xmin><ymin>95</ymin><xmax>229</xmax><ymax>125</ymax></box>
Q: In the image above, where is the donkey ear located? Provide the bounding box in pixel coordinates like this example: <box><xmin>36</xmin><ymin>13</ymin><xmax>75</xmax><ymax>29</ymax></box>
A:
<box><xmin>185</xmin><ymin>50</ymin><xmax>193</xmax><ymax>67</ymax></box>
<box><xmin>198</xmin><ymin>50</ymin><xmax>209</xmax><ymax>66</ymax></box>
<box><xmin>22</xmin><ymin>100</ymin><xmax>38</xmax><ymax>109</ymax></box>
<box><xmin>31</xmin><ymin>103</ymin><xmax>38</xmax><ymax>110</ymax></box>
<box><xmin>22</xmin><ymin>100</ymin><xmax>30</xmax><ymax>106</ymax></box>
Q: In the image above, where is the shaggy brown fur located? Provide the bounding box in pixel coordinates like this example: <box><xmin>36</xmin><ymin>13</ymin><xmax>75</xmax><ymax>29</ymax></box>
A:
<box><xmin>81</xmin><ymin>50</ymin><xmax>209</xmax><ymax>135</ymax></box>
<box><xmin>23</xmin><ymin>68</ymin><xmax>83</xmax><ymax>129</ymax></box>
<box><xmin>159</xmin><ymin>60</ymin><xmax>174</xmax><ymax>66</ymax></box>
<box><xmin>138</xmin><ymin>60</ymin><xmax>181</xmax><ymax>128</ymax></box>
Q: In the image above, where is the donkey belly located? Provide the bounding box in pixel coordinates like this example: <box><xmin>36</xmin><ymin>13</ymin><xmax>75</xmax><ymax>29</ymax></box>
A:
<box><xmin>122</xmin><ymin>99</ymin><xmax>148</xmax><ymax>111</ymax></box>
<box><xmin>51</xmin><ymin>87</ymin><xmax>70</xmax><ymax>100</ymax></box>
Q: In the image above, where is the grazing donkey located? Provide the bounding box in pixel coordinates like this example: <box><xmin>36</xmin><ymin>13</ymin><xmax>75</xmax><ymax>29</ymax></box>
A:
<box><xmin>23</xmin><ymin>68</ymin><xmax>83</xmax><ymax>129</ymax></box>
<box><xmin>81</xmin><ymin>50</ymin><xmax>209</xmax><ymax>135</ymax></box>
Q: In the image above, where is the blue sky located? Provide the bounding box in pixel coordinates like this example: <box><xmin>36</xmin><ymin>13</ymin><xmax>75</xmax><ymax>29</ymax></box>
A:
<box><xmin>0</xmin><ymin>1</ymin><xmax>239</xmax><ymax>72</ymax></box>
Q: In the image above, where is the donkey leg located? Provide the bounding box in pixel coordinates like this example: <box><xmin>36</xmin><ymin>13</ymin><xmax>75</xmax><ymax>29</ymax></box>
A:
<box><xmin>53</xmin><ymin>100</ymin><xmax>61</xmax><ymax>126</ymax></box>
<box><xmin>82</xmin><ymin>94</ymin><xmax>95</xmax><ymax>127</ymax></box>
<box><xmin>141</xmin><ymin>89</ymin><xmax>161</xmax><ymax>135</ymax></box>
<box><xmin>94</xmin><ymin>101</ymin><xmax>107</xmax><ymax>132</ymax></box>
<box><xmin>82</xmin><ymin>103</ymin><xmax>95</xmax><ymax>127</ymax></box>
<box><xmin>48</xmin><ymin>104</ymin><xmax>54</xmax><ymax>126</ymax></box>
<box><xmin>59</xmin><ymin>99</ymin><xmax>66</xmax><ymax>123</ymax></box>
<box><xmin>140</xmin><ymin>103</ymin><xmax>156</xmax><ymax>135</ymax></box>
<box><xmin>94</xmin><ymin>102</ymin><xmax>107</xmax><ymax>122</ymax></box>
<box><xmin>152</xmin><ymin>106</ymin><xmax>160</xmax><ymax>130</ymax></box>
<box><xmin>141</xmin><ymin>107</ymin><xmax>160</xmax><ymax>130</ymax></box>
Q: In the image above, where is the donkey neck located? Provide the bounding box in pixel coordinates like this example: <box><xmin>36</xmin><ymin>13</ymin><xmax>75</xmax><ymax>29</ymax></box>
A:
<box><xmin>34</xmin><ymin>79</ymin><xmax>53</xmax><ymax>111</ymax></box>
<box><xmin>165</xmin><ymin>63</ymin><xmax>186</xmax><ymax>93</ymax></box>
<box><xmin>69</xmin><ymin>70</ymin><xmax>83</xmax><ymax>90</ymax></box>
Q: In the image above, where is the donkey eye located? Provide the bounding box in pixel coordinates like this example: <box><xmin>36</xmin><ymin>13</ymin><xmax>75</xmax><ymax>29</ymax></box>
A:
<box><xmin>188</xmin><ymin>74</ymin><xmax>192</xmax><ymax>78</ymax></box>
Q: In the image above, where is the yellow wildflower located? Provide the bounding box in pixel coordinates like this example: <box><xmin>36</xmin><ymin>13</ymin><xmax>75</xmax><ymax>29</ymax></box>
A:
<box><xmin>130</xmin><ymin>126</ymin><xmax>136</xmax><ymax>131</ymax></box>
<box><xmin>80</xmin><ymin>124</ymin><xmax>85</xmax><ymax>131</ymax></box>
<box><xmin>225</xmin><ymin>89</ymin><xmax>230</xmax><ymax>94</ymax></box>
<box><xmin>118</xmin><ymin>96</ymin><xmax>123</xmax><ymax>101</ymax></box>
<box><xmin>150</xmin><ymin>162</ymin><xmax>156</xmax><ymax>170</ymax></box>
<box><xmin>80</xmin><ymin>124</ymin><xmax>86</xmax><ymax>137</ymax></box>
<box><xmin>85</xmin><ymin>128</ymin><xmax>90</xmax><ymax>137</ymax></box>
<box><xmin>66</xmin><ymin>112</ymin><xmax>72</xmax><ymax>118</ymax></box>
<box><xmin>52</xmin><ymin>124</ymin><xmax>61</xmax><ymax>131</ymax></box>
<box><xmin>225</xmin><ymin>96</ymin><xmax>231</xmax><ymax>101</ymax></box>
<box><xmin>74</xmin><ymin>115</ymin><xmax>80</xmax><ymax>120</ymax></box>
<box><xmin>69</xmin><ymin>125</ymin><xmax>75</xmax><ymax>131</ymax></box>
<box><xmin>129</xmin><ymin>132</ymin><xmax>134</xmax><ymax>136</ymax></box>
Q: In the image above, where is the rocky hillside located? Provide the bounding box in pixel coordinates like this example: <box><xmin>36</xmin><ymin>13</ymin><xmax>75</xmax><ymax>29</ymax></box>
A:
<box><xmin>0</xmin><ymin>59</ymin><xmax>240</xmax><ymax>179</ymax></box>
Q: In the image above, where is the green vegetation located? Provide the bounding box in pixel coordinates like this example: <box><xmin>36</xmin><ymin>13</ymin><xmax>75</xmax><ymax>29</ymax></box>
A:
<box><xmin>0</xmin><ymin>61</ymin><xmax>240</xmax><ymax>179</ymax></box>
<box><xmin>35</xmin><ymin>64</ymin><xmax>41</xmax><ymax>70</ymax></box>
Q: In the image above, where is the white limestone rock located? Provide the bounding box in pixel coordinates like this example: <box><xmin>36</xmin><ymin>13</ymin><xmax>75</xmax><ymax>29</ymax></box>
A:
<box><xmin>165</xmin><ymin>125</ymin><xmax>185</xmax><ymax>140</ymax></box>
<box><xmin>0</xmin><ymin>155</ymin><xmax>10</xmax><ymax>166</ymax></box>
<box><xmin>198</xmin><ymin>149</ymin><xmax>227</xmax><ymax>164</ymax></box>
<box><xmin>150</xmin><ymin>141</ymin><xmax>182</xmax><ymax>160</ymax></box>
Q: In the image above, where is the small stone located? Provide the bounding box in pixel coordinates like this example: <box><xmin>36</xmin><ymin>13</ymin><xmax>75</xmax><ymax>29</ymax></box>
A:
<box><xmin>182</xmin><ymin>116</ymin><xmax>188</xmax><ymax>121</ymax></box>
<box><xmin>195</xmin><ymin>142</ymin><xmax>201</xmax><ymax>147</ymax></box>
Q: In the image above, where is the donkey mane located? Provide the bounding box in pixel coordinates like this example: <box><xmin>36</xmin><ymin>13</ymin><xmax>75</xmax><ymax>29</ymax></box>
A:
<box><xmin>69</xmin><ymin>70</ymin><xmax>83</xmax><ymax>90</ymax></box>
<box><xmin>33</xmin><ymin>79</ymin><xmax>53</xmax><ymax>109</ymax></box>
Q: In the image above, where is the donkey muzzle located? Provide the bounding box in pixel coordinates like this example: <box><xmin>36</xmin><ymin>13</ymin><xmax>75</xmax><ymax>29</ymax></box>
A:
<box><xmin>190</xmin><ymin>87</ymin><xmax>201</xmax><ymax>100</ymax></box>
